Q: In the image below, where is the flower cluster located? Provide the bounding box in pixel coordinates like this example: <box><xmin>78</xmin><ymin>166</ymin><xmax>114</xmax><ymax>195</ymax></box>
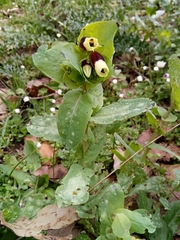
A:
<box><xmin>79</xmin><ymin>37</ymin><xmax>109</xmax><ymax>78</ymax></box>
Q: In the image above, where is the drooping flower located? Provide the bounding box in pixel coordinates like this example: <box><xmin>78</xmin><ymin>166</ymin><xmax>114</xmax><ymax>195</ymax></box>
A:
<box><xmin>14</xmin><ymin>108</ymin><xmax>20</xmax><ymax>114</ymax></box>
<box><xmin>90</xmin><ymin>51</ymin><xmax>109</xmax><ymax>78</ymax></box>
<box><xmin>23</xmin><ymin>96</ymin><xmax>30</xmax><ymax>102</ymax></box>
<box><xmin>156</xmin><ymin>61</ymin><xmax>166</xmax><ymax>68</ymax></box>
<box><xmin>79</xmin><ymin>37</ymin><xmax>100</xmax><ymax>51</ymax></box>
<box><xmin>81</xmin><ymin>60</ymin><xmax>92</xmax><ymax>78</ymax></box>
<box><xmin>50</xmin><ymin>107</ymin><xmax>56</xmax><ymax>113</ymax></box>
<box><xmin>112</xmin><ymin>79</ymin><xmax>118</xmax><ymax>84</ymax></box>
<box><xmin>57</xmin><ymin>89</ymin><xmax>62</xmax><ymax>95</ymax></box>
<box><xmin>143</xmin><ymin>66</ymin><xmax>148</xmax><ymax>70</ymax></box>
<box><xmin>153</xmin><ymin>66</ymin><xmax>159</xmax><ymax>71</ymax></box>
<box><xmin>137</xmin><ymin>75</ymin><xmax>143</xmax><ymax>82</ymax></box>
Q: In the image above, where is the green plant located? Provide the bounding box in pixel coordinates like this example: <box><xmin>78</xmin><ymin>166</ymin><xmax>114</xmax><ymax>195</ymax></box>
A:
<box><xmin>1</xmin><ymin>3</ymin><xmax>180</xmax><ymax>238</ymax></box>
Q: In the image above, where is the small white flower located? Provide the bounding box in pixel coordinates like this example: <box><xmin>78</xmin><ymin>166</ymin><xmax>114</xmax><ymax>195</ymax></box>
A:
<box><xmin>23</xmin><ymin>96</ymin><xmax>30</xmax><ymax>102</ymax></box>
<box><xmin>9</xmin><ymin>15</ymin><xmax>12</xmax><ymax>19</ymax></box>
<box><xmin>130</xmin><ymin>16</ymin><xmax>135</xmax><ymax>22</ymax></box>
<box><xmin>137</xmin><ymin>75</ymin><xmax>143</xmax><ymax>82</ymax></box>
<box><xmin>153</xmin><ymin>66</ymin><xmax>159</xmax><ymax>71</ymax></box>
<box><xmin>50</xmin><ymin>107</ymin><xmax>56</xmax><ymax>113</ymax></box>
<box><xmin>114</xmin><ymin>69</ymin><xmax>121</xmax><ymax>76</ymax></box>
<box><xmin>56</xmin><ymin>33</ymin><xmax>61</xmax><ymax>38</ymax></box>
<box><xmin>51</xmin><ymin>99</ymin><xmax>56</xmax><ymax>104</ymax></box>
<box><xmin>36</xmin><ymin>142</ymin><xmax>41</xmax><ymax>148</ymax></box>
<box><xmin>20</xmin><ymin>65</ymin><xmax>25</xmax><ymax>70</ymax></box>
<box><xmin>166</xmin><ymin>78</ymin><xmax>170</xmax><ymax>82</ymax></box>
<box><xmin>156</xmin><ymin>61</ymin><xmax>166</xmax><ymax>68</ymax></box>
<box><xmin>119</xmin><ymin>93</ymin><xmax>124</xmax><ymax>98</ymax></box>
<box><xmin>129</xmin><ymin>47</ymin><xmax>134</xmax><ymax>52</ymax></box>
<box><xmin>112</xmin><ymin>79</ymin><xmax>118</xmax><ymax>84</ymax></box>
<box><xmin>143</xmin><ymin>66</ymin><xmax>148</xmax><ymax>70</ymax></box>
<box><xmin>14</xmin><ymin>108</ymin><xmax>20</xmax><ymax>114</ymax></box>
<box><xmin>34</xmin><ymin>1</ymin><xmax>37</xmax><ymax>4</ymax></box>
<box><xmin>57</xmin><ymin>89</ymin><xmax>62</xmax><ymax>95</ymax></box>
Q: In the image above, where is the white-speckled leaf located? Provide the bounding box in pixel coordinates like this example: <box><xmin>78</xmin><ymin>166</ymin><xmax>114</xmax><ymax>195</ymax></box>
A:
<box><xmin>27</xmin><ymin>115</ymin><xmax>61</xmax><ymax>142</ymax></box>
<box><xmin>169</xmin><ymin>54</ymin><xmax>180</xmax><ymax>111</ymax></box>
<box><xmin>91</xmin><ymin>98</ymin><xmax>154</xmax><ymax>124</ymax></box>
<box><xmin>57</xmin><ymin>88</ymin><xmax>97</xmax><ymax>149</ymax></box>
<box><xmin>55</xmin><ymin>164</ymin><xmax>94</xmax><ymax>207</ymax></box>
<box><xmin>32</xmin><ymin>42</ymin><xmax>68</xmax><ymax>82</ymax></box>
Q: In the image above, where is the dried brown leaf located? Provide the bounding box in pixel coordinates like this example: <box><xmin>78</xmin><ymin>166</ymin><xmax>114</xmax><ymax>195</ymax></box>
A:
<box><xmin>34</xmin><ymin>164</ymin><xmax>67</xmax><ymax>180</ymax></box>
<box><xmin>0</xmin><ymin>204</ymin><xmax>79</xmax><ymax>239</ymax></box>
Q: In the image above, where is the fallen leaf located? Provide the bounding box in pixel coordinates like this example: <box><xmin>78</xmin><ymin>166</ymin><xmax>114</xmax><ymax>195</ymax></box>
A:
<box><xmin>24</xmin><ymin>138</ymin><xmax>55</xmax><ymax>160</ymax></box>
<box><xmin>39</xmin><ymin>141</ymin><xmax>54</xmax><ymax>159</ymax></box>
<box><xmin>0</xmin><ymin>204</ymin><xmax>79</xmax><ymax>240</ymax></box>
<box><xmin>0</xmin><ymin>89</ymin><xmax>7</xmax><ymax>120</ymax></box>
<box><xmin>34</xmin><ymin>164</ymin><xmax>67</xmax><ymax>180</ymax></box>
<box><xmin>26</xmin><ymin>78</ymin><xmax>54</xmax><ymax>97</ymax></box>
<box><xmin>137</xmin><ymin>129</ymin><xmax>153</xmax><ymax>145</ymax></box>
<box><xmin>161</xmin><ymin>164</ymin><xmax>180</xmax><ymax>180</ymax></box>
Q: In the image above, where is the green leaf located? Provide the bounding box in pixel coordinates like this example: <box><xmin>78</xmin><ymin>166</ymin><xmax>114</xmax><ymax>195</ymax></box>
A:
<box><xmin>0</xmin><ymin>164</ymin><xmax>36</xmax><ymax>187</ymax></box>
<box><xmin>32</xmin><ymin>42</ymin><xmax>68</xmax><ymax>82</ymax></box>
<box><xmin>61</xmin><ymin>43</ymin><xmax>85</xmax><ymax>72</ymax></box>
<box><xmin>146</xmin><ymin>110</ymin><xmax>158</xmax><ymax>129</ymax></box>
<box><xmin>164</xmin><ymin>200</ymin><xmax>180</xmax><ymax>234</ymax></box>
<box><xmin>169</xmin><ymin>54</ymin><xmax>180</xmax><ymax>111</ymax></box>
<box><xmin>82</xmin><ymin>125</ymin><xmax>106</xmax><ymax>163</ymax></box>
<box><xmin>99</xmin><ymin>184</ymin><xmax>125</xmax><ymax>216</ymax></box>
<box><xmin>57</xmin><ymin>87</ymin><xmax>101</xmax><ymax>149</ymax></box>
<box><xmin>159</xmin><ymin>197</ymin><xmax>170</xmax><ymax>210</ymax></box>
<box><xmin>91</xmin><ymin>98</ymin><xmax>154</xmax><ymax>124</ymax></box>
<box><xmin>149</xmin><ymin>143</ymin><xmax>180</xmax><ymax>161</ymax></box>
<box><xmin>148</xmin><ymin>219</ymin><xmax>173</xmax><ymax>240</ymax></box>
<box><xmin>27</xmin><ymin>115</ymin><xmax>61</xmax><ymax>142</ymax></box>
<box><xmin>129</xmin><ymin>176</ymin><xmax>166</xmax><ymax>196</ymax></box>
<box><xmin>171</xmin><ymin>169</ymin><xmax>180</xmax><ymax>191</ymax></box>
<box><xmin>137</xmin><ymin>191</ymin><xmax>153</xmax><ymax>211</ymax></box>
<box><xmin>115</xmin><ymin>208</ymin><xmax>156</xmax><ymax>234</ymax></box>
<box><xmin>55</xmin><ymin>164</ymin><xmax>94</xmax><ymax>207</ymax></box>
<box><xmin>24</xmin><ymin>141</ymin><xmax>41</xmax><ymax>174</ymax></box>
<box><xmin>77</xmin><ymin>20</ymin><xmax>118</xmax><ymax>60</ymax></box>
<box><xmin>156</xmin><ymin>106</ymin><xmax>177</xmax><ymax>122</ymax></box>
<box><xmin>20</xmin><ymin>192</ymin><xmax>54</xmax><ymax>219</ymax></box>
<box><xmin>112</xmin><ymin>213</ymin><xmax>131</xmax><ymax>238</ymax></box>
<box><xmin>73</xmin><ymin>232</ymin><xmax>91</xmax><ymax>240</ymax></box>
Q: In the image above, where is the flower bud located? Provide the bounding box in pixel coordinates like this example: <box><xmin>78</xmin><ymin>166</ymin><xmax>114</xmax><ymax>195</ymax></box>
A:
<box><xmin>79</xmin><ymin>37</ymin><xmax>100</xmax><ymax>51</ymax></box>
<box><xmin>82</xmin><ymin>60</ymin><xmax>92</xmax><ymax>78</ymax></box>
<box><xmin>90</xmin><ymin>51</ymin><xmax>109</xmax><ymax>77</ymax></box>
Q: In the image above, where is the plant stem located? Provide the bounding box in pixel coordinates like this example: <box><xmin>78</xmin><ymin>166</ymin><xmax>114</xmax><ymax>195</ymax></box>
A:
<box><xmin>163</xmin><ymin>102</ymin><xmax>175</xmax><ymax>119</ymax></box>
<box><xmin>140</xmin><ymin>130</ymin><xmax>157</xmax><ymax>162</ymax></box>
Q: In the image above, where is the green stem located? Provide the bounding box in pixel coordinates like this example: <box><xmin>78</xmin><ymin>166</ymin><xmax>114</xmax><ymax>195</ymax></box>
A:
<box><xmin>141</xmin><ymin>130</ymin><xmax>157</xmax><ymax>162</ymax></box>
<box><xmin>163</xmin><ymin>102</ymin><xmax>175</xmax><ymax>120</ymax></box>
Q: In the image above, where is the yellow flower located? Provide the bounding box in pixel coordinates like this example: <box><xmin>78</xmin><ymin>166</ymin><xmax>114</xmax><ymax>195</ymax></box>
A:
<box><xmin>79</xmin><ymin>37</ymin><xmax>100</xmax><ymax>51</ymax></box>
<box><xmin>90</xmin><ymin>51</ymin><xmax>109</xmax><ymax>77</ymax></box>
<box><xmin>94</xmin><ymin>59</ymin><xmax>109</xmax><ymax>77</ymax></box>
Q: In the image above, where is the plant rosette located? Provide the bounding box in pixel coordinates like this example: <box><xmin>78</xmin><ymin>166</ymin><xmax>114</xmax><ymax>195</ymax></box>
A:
<box><xmin>33</xmin><ymin>21</ymin><xmax>118</xmax><ymax>89</ymax></box>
